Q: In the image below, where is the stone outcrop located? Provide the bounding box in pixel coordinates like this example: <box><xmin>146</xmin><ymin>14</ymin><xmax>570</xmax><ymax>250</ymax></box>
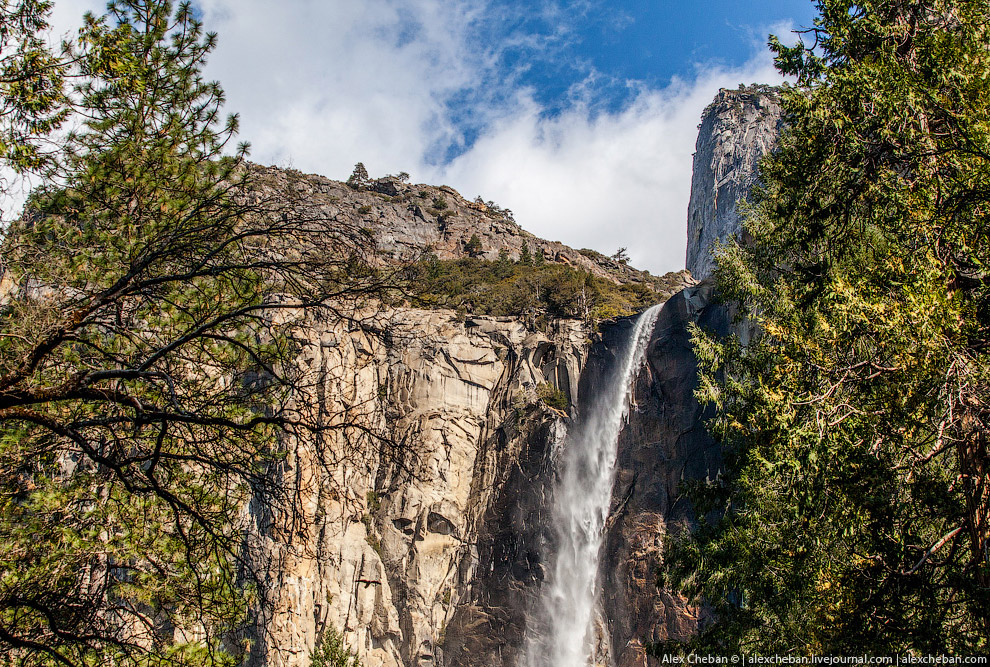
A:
<box><xmin>251</xmin><ymin>166</ymin><xmax>685</xmax><ymax>293</ymax></box>
<box><xmin>601</xmin><ymin>284</ymin><xmax>728</xmax><ymax>666</ymax></box>
<box><xmin>686</xmin><ymin>86</ymin><xmax>784</xmax><ymax>280</ymax></box>
<box><xmin>591</xmin><ymin>85</ymin><xmax>780</xmax><ymax>662</ymax></box>
<box><xmin>437</xmin><ymin>286</ymin><xmax>718</xmax><ymax>667</ymax></box>
<box><xmin>437</xmin><ymin>284</ymin><xmax>730</xmax><ymax>667</ymax></box>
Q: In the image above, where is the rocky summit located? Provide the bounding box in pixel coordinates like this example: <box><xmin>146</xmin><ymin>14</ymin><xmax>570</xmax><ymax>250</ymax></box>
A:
<box><xmin>686</xmin><ymin>85</ymin><xmax>783</xmax><ymax>281</ymax></box>
<box><xmin>248</xmin><ymin>165</ymin><xmax>685</xmax><ymax>293</ymax></box>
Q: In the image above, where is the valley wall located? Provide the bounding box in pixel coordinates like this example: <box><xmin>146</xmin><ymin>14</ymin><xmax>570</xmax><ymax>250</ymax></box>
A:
<box><xmin>248</xmin><ymin>85</ymin><xmax>777</xmax><ymax>667</ymax></box>
<box><xmin>244</xmin><ymin>308</ymin><xmax>589</xmax><ymax>667</ymax></box>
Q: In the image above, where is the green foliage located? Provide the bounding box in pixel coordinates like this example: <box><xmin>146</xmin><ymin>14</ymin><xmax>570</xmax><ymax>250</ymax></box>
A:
<box><xmin>578</xmin><ymin>248</ymin><xmax>605</xmax><ymax>261</ymax></box>
<box><xmin>0</xmin><ymin>1</ymin><xmax>385</xmax><ymax>665</ymax></box>
<box><xmin>473</xmin><ymin>195</ymin><xmax>515</xmax><ymax>223</ymax></box>
<box><xmin>366</xmin><ymin>490</ymin><xmax>381</xmax><ymax>513</ymax></box>
<box><xmin>407</xmin><ymin>256</ymin><xmax>659</xmax><ymax>323</ymax></box>
<box><xmin>361</xmin><ymin>513</ymin><xmax>383</xmax><ymax>559</ymax></box>
<box><xmin>667</xmin><ymin>0</ymin><xmax>990</xmax><ymax>654</ymax></box>
<box><xmin>346</xmin><ymin>162</ymin><xmax>370</xmax><ymax>189</ymax></box>
<box><xmin>310</xmin><ymin>627</ymin><xmax>360</xmax><ymax>667</ymax></box>
<box><xmin>536</xmin><ymin>383</ymin><xmax>568</xmax><ymax>412</ymax></box>
<box><xmin>519</xmin><ymin>240</ymin><xmax>532</xmax><ymax>266</ymax></box>
<box><xmin>0</xmin><ymin>0</ymin><xmax>69</xmax><ymax>172</ymax></box>
<box><xmin>464</xmin><ymin>233</ymin><xmax>482</xmax><ymax>255</ymax></box>
<box><xmin>357</xmin><ymin>204</ymin><xmax>372</xmax><ymax>214</ymax></box>
<box><xmin>431</xmin><ymin>195</ymin><xmax>447</xmax><ymax>210</ymax></box>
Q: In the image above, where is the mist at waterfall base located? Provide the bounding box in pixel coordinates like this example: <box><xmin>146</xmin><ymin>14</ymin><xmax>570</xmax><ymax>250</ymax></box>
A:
<box><xmin>523</xmin><ymin>304</ymin><xmax>664</xmax><ymax>667</ymax></box>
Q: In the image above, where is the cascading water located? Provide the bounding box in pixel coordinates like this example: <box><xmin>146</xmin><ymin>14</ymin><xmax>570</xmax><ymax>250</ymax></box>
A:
<box><xmin>524</xmin><ymin>304</ymin><xmax>663</xmax><ymax>667</ymax></box>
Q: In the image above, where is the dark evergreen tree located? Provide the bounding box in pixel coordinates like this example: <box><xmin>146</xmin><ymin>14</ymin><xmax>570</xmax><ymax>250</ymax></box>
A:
<box><xmin>0</xmin><ymin>2</ymin><xmax>385</xmax><ymax>664</ymax></box>
<box><xmin>465</xmin><ymin>233</ymin><xmax>482</xmax><ymax>256</ymax></box>
<box><xmin>519</xmin><ymin>240</ymin><xmax>532</xmax><ymax>266</ymax></box>
<box><xmin>310</xmin><ymin>627</ymin><xmax>360</xmax><ymax>667</ymax></box>
<box><xmin>667</xmin><ymin>0</ymin><xmax>990</xmax><ymax>654</ymax></box>
<box><xmin>346</xmin><ymin>161</ymin><xmax>370</xmax><ymax>189</ymax></box>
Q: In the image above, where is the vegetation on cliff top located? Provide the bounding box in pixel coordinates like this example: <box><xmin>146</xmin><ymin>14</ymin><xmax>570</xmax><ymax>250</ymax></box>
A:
<box><xmin>406</xmin><ymin>253</ymin><xmax>665</xmax><ymax>323</ymax></box>
<box><xmin>667</xmin><ymin>0</ymin><xmax>990</xmax><ymax>654</ymax></box>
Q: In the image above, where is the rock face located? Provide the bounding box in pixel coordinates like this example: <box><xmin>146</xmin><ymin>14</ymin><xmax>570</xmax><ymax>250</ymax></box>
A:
<box><xmin>227</xmin><ymin>163</ymin><xmax>690</xmax><ymax>667</ymax></box>
<box><xmin>601</xmin><ymin>284</ymin><xmax>730</xmax><ymax>666</ymax></box>
<box><xmin>241</xmin><ymin>288</ymin><xmax>727</xmax><ymax>667</ymax></box>
<box><xmin>239</xmin><ymin>80</ymin><xmax>776</xmax><ymax>666</ymax></box>
<box><xmin>686</xmin><ymin>86</ymin><xmax>784</xmax><ymax>280</ymax></box>
<box><xmin>476</xmin><ymin>283</ymin><xmax>727</xmax><ymax>667</ymax></box>
<box><xmin>244</xmin><ymin>307</ymin><xmax>591</xmax><ymax>667</ymax></box>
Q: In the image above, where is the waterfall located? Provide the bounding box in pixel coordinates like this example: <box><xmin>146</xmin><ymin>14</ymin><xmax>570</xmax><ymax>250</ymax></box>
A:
<box><xmin>524</xmin><ymin>304</ymin><xmax>663</xmax><ymax>667</ymax></box>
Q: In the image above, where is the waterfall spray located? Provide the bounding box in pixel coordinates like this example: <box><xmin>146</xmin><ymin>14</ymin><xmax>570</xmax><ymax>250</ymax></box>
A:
<box><xmin>524</xmin><ymin>304</ymin><xmax>663</xmax><ymax>667</ymax></box>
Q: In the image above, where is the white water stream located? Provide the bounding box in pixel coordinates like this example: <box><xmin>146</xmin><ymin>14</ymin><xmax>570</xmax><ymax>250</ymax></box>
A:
<box><xmin>523</xmin><ymin>304</ymin><xmax>663</xmax><ymax>667</ymax></box>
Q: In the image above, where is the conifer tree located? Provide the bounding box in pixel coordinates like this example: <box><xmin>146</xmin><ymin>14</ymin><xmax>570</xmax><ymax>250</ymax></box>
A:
<box><xmin>668</xmin><ymin>0</ymin><xmax>990</xmax><ymax>654</ymax></box>
<box><xmin>310</xmin><ymin>627</ymin><xmax>360</xmax><ymax>667</ymax></box>
<box><xmin>0</xmin><ymin>0</ymin><xmax>68</xmax><ymax>174</ymax></box>
<box><xmin>346</xmin><ymin>162</ymin><xmax>369</xmax><ymax>189</ymax></box>
<box><xmin>519</xmin><ymin>240</ymin><xmax>532</xmax><ymax>266</ymax></box>
<box><xmin>0</xmin><ymin>2</ymin><xmax>385</xmax><ymax>664</ymax></box>
<box><xmin>465</xmin><ymin>233</ymin><xmax>482</xmax><ymax>256</ymax></box>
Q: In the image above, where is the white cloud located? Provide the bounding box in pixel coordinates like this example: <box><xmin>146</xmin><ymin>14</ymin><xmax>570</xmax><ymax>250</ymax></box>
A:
<box><xmin>47</xmin><ymin>0</ymin><xmax>103</xmax><ymax>41</ymax></box>
<box><xmin>193</xmin><ymin>0</ymin><xmax>492</xmax><ymax>178</ymax></box>
<box><xmin>434</xmin><ymin>60</ymin><xmax>784</xmax><ymax>273</ymax></box>
<box><xmin>38</xmin><ymin>0</ymin><xmax>789</xmax><ymax>274</ymax></box>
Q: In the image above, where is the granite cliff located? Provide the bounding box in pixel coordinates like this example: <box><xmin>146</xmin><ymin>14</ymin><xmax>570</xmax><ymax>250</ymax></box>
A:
<box><xmin>243</xmin><ymin>86</ymin><xmax>777</xmax><ymax>667</ymax></box>
<box><xmin>686</xmin><ymin>85</ymin><xmax>783</xmax><ymax>280</ymax></box>
<box><xmin>243</xmin><ymin>307</ymin><xmax>590</xmax><ymax>667</ymax></box>
<box><xmin>233</xmin><ymin>166</ymin><xmax>690</xmax><ymax>667</ymax></box>
<box><xmin>593</xmin><ymin>87</ymin><xmax>775</xmax><ymax>664</ymax></box>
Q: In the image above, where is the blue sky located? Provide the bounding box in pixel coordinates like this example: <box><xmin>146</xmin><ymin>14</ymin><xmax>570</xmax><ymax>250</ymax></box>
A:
<box><xmin>473</xmin><ymin>0</ymin><xmax>816</xmax><ymax>115</ymax></box>
<box><xmin>44</xmin><ymin>0</ymin><xmax>818</xmax><ymax>273</ymax></box>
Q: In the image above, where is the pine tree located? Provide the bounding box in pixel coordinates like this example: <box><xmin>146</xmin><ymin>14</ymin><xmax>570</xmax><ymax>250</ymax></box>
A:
<box><xmin>0</xmin><ymin>2</ymin><xmax>386</xmax><ymax>664</ymax></box>
<box><xmin>465</xmin><ymin>233</ymin><xmax>482</xmax><ymax>256</ymax></box>
<box><xmin>310</xmin><ymin>627</ymin><xmax>361</xmax><ymax>667</ymax></box>
<box><xmin>667</xmin><ymin>0</ymin><xmax>990</xmax><ymax>654</ymax></box>
<box><xmin>519</xmin><ymin>240</ymin><xmax>532</xmax><ymax>266</ymax></box>
<box><xmin>0</xmin><ymin>0</ymin><xmax>68</xmax><ymax>174</ymax></box>
<box><xmin>346</xmin><ymin>161</ymin><xmax>370</xmax><ymax>189</ymax></box>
